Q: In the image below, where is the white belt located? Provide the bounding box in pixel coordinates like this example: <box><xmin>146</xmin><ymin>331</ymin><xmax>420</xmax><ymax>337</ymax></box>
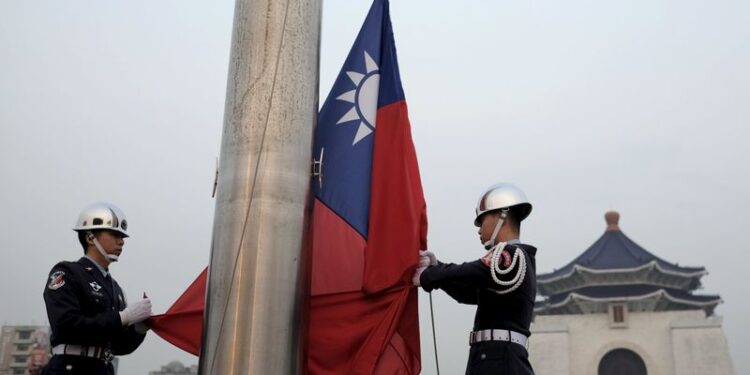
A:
<box><xmin>51</xmin><ymin>344</ymin><xmax>113</xmax><ymax>362</ymax></box>
<box><xmin>469</xmin><ymin>329</ymin><xmax>528</xmax><ymax>349</ymax></box>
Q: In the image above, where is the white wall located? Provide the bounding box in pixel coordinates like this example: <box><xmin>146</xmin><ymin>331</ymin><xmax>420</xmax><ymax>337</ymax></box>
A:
<box><xmin>529</xmin><ymin>310</ymin><xmax>735</xmax><ymax>375</ymax></box>
<box><xmin>671</xmin><ymin>315</ymin><xmax>736</xmax><ymax>375</ymax></box>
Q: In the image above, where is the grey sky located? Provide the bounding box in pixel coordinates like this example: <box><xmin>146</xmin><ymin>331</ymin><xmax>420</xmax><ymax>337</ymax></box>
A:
<box><xmin>1</xmin><ymin>1</ymin><xmax>748</xmax><ymax>374</ymax></box>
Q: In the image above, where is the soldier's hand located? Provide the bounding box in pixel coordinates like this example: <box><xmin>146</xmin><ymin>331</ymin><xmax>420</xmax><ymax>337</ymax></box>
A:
<box><xmin>119</xmin><ymin>298</ymin><xmax>153</xmax><ymax>326</ymax></box>
<box><xmin>419</xmin><ymin>250</ymin><xmax>438</xmax><ymax>266</ymax></box>
<box><xmin>412</xmin><ymin>265</ymin><xmax>427</xmax><ymax>287</ymax></box>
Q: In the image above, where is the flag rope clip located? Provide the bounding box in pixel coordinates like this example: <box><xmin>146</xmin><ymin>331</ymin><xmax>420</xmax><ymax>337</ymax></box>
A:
<box><xmin>312</xmin><ymin>147</ymin><xmax>324</xmax><ymax>189</ymax></box>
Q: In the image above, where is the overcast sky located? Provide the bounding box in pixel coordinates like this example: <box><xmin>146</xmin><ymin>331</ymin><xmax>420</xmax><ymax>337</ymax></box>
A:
<box><xmin>1</xmin><ymin>0</ymin><xmax>749</xmax><ymax>374</ymax></box>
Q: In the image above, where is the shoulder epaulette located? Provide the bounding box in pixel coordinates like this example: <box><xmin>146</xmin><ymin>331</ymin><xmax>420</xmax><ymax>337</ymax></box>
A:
<box><xmin>486</xmin><ymin>243</ymin><xmax>527</xmax><ymax>295</ymax></box>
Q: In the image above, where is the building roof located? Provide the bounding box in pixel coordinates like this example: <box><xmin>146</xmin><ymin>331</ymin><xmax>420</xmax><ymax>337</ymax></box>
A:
<box><xmin>534</xmin><ymin>211</ymin><xmax>722</xmax><ymax>316</ymax></box>
<box><xmin>537</xmin><ymin>211</ymin><xmax>706</xmax><ymax>289</ymax></box>
<box><xmin>535</xmin><ymin>284</ymin><xmax>721</xmax><ymax>316</ymax></box>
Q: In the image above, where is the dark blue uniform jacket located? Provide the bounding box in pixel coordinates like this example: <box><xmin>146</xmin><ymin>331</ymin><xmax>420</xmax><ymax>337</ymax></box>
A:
<box><xmin>42</xmin><ymin>257</ymin><xmax>145</xmax><ymax>374</ymax></box>
<box><xmin>420</xmin><ymin>243</ymin><xmax>537</xmax><ymax>375</ymax></box>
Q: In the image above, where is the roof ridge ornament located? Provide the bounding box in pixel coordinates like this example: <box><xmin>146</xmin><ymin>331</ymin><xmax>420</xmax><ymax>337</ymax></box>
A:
<box><xmin>605</xmin><ymin>210</ymin><xmax>620</xmax><ymax>231</ymax></box>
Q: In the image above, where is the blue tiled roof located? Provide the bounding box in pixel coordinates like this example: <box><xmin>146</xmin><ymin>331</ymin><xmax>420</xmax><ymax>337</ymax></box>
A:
<box><xmin>538</xmin><ymin>228</ymin><xmax>705</xmax><ymax>282</ymax></box>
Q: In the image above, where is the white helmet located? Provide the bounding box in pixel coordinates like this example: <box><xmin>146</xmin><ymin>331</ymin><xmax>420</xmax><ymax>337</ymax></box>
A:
<box><xmin>73</xmin><ymin>202</ymin><xmax>129</xmax><ymax>237</ymax></box>
<box><xmin>474</xmin><ymin>183</ymin><xmax>532</xmax><ymax>227</ymax></box>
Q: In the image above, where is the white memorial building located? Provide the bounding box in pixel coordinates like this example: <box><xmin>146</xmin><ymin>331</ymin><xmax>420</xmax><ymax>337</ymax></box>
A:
<box><xmin>529</xmin><ymin>211</ymin><xmax>735</xmax><ymax>375</ymax></box>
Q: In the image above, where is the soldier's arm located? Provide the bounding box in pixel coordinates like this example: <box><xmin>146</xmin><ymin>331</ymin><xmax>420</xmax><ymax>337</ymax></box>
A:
<box><xmin>110</xmin><ymin>325</ymin><xmax>146</xmax><ymax>355</ymax></box>
<box><xmin>420</xmin><ymin>247</ymin><xmax>529</xmax><ymax>295</ymax></box>
<box><xmin>420</xmin><ymin>260</ymin><xmax>491</xmax><ymax>291</ymax></box>
<box><xmin>43</xmin><ymin>263</ymin><xmax>123</xmax><ymax>339</ymax></box>
<box><xmin>435</xmin><ymin>279</ymin><xmax>479</xmax><ymax>305</ymax></box>
<box><xmin>109</xmin><ymin>286</ymin><xmax>147</xmax><ymax>355</ymax></box>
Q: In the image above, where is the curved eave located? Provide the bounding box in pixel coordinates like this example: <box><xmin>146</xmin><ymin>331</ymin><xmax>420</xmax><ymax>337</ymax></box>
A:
<box><xmin>535</xmin><ymin>289</ymin><xmax>721</xmax><ymax>316</ymax></box>
<box><xmin>539</xmin><ymin>260</ymin><xmax>707</xmax><ymax>283</ymax></box>
<box><xmin>537</xmin><ymin>260</ymin><xmax>707</xmax><ymax>295</ymax></box>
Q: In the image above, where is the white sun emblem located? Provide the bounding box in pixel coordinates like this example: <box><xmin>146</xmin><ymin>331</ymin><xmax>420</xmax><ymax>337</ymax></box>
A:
<box><xmin>336</xmin><ymin>51</ymin><xmax>380</xmax><ymax>145</ymax></box>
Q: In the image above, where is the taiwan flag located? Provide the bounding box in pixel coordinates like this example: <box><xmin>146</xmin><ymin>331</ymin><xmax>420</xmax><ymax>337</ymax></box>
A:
<box><xmin>148</xmin><ymin>1</ymin><xmax>427</xmax><ymax>371</ymax></box>
<box><xmin>307</xmin><ymin>0</ymin><xmax>427</xmax><ymax>374</ymax></box>
<box><xmin>149</xmin><ymin>268</ymin><xmax>206</xmax><ymax>356</ymax></box>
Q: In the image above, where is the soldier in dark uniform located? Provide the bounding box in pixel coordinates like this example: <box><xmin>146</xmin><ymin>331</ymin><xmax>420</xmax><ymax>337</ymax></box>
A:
<box><xmin>414</xmin><ymin>183</ymin><xmax>536</xmax><ymax>375</ymax></box>
<box><xmin>43</xmin><ymin>202</ymin><xmax>152</xmax><ymax>375</ymax></box>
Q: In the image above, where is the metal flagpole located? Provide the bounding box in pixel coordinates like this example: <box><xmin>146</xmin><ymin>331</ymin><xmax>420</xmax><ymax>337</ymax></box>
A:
<box><xmin>198</xmin><ymin>0</ymin><xmax>321</xmax><ymax>373</ymax></box>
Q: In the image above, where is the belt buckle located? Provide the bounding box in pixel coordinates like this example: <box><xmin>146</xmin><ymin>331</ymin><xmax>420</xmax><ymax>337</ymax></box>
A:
<box><xmin>103</xmin><ymin>349</ymin><xmax>114</xmax><ymax>364</ymax></box>
<box><xmin>500</xmin><ymin>329</ymin><xmax>511</xmax><ymax>342</ymax></box>
<box><xmin>481</xmin><ymin>330</ymin><xmax>491</xmax><ymax>342</ymax></box>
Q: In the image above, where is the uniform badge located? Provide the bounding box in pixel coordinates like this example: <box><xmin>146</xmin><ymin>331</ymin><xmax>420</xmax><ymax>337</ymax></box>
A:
<box><xmin>500</xmin><ymin>249</ymin><xmax>512</xmax><ymax>268</ymax></box>
<box><xmin>48</xmin><ymin>271</ymin><xmax>66</xmax><ymax>290</ymax></box>
<box><xmin>480</xmin><ymin>249</ymin><xmax>513</xmax><ymax>268</ymax></box>
<box><xmin>89</xmin><ymin>282</ymin><xmax>102</xmax><ymax>292</ymax></box>
<box><xmin>480</xmin><ymin>252</ymin><xmax>493</xmax><ymax>267</ymax></box>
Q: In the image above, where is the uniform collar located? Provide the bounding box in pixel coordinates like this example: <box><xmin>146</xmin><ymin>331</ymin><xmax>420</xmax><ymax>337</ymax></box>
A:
<box><xmin>83</xmin><ymin>255</ymin><xmax>109</xmax><ymax>278</ymax></box>
<box><xmin>505</xmin><ymin>239</ymin><xmax>537</xmax><ymax>256</ymax></box>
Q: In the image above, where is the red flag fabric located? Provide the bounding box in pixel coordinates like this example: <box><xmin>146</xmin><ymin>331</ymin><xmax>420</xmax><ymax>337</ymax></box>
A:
<box><xmin>149</xmin><ymin>268</ymin><xmax>206</xmax><ymax>356</ymax></box>
<box><xmin>307</xmin><ymin>0</ymin><xmax>426</xmax><ymax>373</ymax></box>
<box><xmin>308</xmin><ymin>103</ymin><xmax>426</xmax><ymax>374</ymax></box>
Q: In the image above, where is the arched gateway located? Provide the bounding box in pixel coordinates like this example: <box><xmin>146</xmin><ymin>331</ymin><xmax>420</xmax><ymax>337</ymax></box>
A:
<box><xmin>598</xmin><ymin>348</ymin><xmax>647</xmax><ymax>375</ymax></box>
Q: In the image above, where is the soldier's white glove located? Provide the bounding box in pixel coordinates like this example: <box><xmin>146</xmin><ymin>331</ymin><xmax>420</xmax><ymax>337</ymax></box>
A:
<box><xmin>412</xmin><ymin>265</ymin><xmax>427</xmax><ymax>287</ymax></box>
<box><xmin>119</xmin><ymin>298</ymin><xmax>152</xmax><ymax>326</ymax></box>
<box><xmin>420</xmin><ymin>250</ymin><xmax>437</xmax><ymax>266</ymax></box>
<box><xmin>413</xmin><ymin>250</ymin><xmax>437</xmax><ymax>287</ymax></box>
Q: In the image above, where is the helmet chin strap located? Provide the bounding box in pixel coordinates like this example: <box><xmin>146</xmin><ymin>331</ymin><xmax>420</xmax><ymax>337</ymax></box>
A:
<box><xmin>90</xmin><ymin>234</ymin><xmax>119</xmax><ymax>263</ymax></box>
<box><xmin>483</xmin><ymin>209</ymin><xmax>509</xmax><ymax>250</ymax></box>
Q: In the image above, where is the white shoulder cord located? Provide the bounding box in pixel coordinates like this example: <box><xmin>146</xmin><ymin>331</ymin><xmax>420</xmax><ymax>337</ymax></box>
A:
<box><xmin>488</xmin><ymin>242</ymin><xmax>527</xmax><ymax>295</ymax></box>
<box><xmin>481</xmin><ymin>209</ymin><xmax>527</xmax><ymax>294</ymax></box>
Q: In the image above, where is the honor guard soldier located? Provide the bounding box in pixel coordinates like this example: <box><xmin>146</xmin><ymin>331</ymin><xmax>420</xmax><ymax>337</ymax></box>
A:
<box><xmin>414</xmin><ymin>183</ymin><xmax>537</xmax><ymax>375</ymax></box>
<box><xmin>43</xmin><ymin>203</ymin><xmax>152</xmax><ymax>374</ymax></box>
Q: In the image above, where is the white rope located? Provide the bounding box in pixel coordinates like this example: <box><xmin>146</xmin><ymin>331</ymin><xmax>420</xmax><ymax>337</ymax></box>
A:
<box><xmin>487</xmin><ymin>243</ymin><xmax>527</xmax><ymax>295</ymax></box>
<box><xmin>90</xmin><ymin>233</ymin><xmax>118</xmax><ymax>263</ymax></box>
<box><xmin>483</xmin><ymin>210</ymin><xmax>508</xmax><ymax>250</ymax></box>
